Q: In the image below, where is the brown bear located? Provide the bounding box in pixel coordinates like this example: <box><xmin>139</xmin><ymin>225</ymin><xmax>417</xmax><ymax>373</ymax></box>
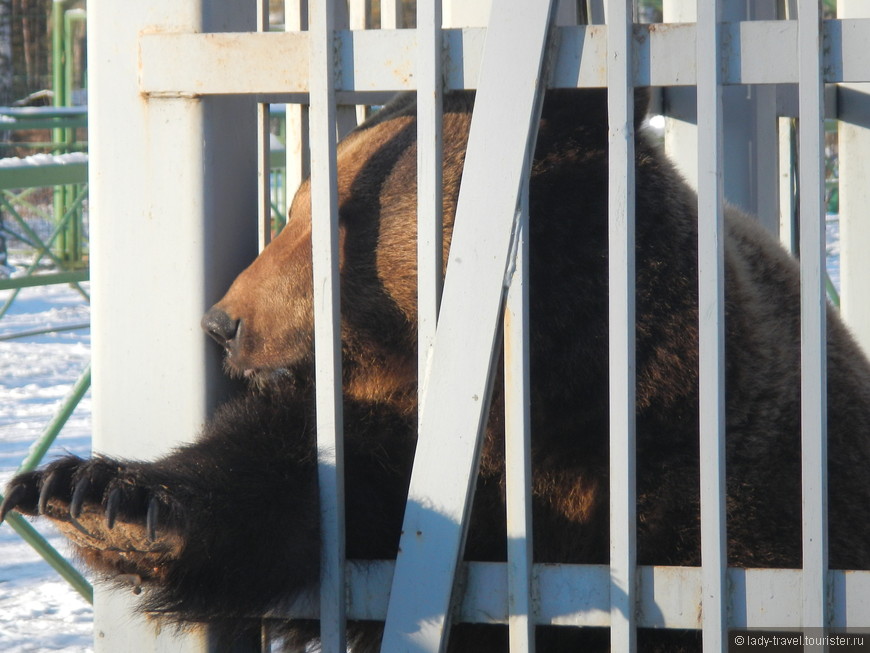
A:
<box><xmin>3</xmin><ymin>89</ymin><xmax>870</xmax><ymax>652</ymax></box>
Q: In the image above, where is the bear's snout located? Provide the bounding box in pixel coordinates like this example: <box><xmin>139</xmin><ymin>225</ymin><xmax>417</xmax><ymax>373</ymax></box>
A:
<box><xmin>201</xmin><ymin>307</ymin><xmax>240</xmax><ymax>349</ymax></box>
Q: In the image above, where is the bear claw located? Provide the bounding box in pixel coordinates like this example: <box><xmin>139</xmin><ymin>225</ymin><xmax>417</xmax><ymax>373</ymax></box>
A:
<box><xmin>0</xmin><ymin>483</ymin><xmax>27</xmax><ymax>523</ymax></box>
<box><xmin>38</xmin><ymin>470</ymin><xmax>61</xmax><ymax>515</ymax></box>
<box><xmin>146</xmin><ymin>497</ymin><xmax>159</xmax><ymax>541</ymax></box>
<box><xmin>105</xmin><ymin>487</ymin><xmax>121</xmax><ymax>529</ymax></box>
<box><xmin>69</xmin><ymin>477</ymin><xmax>90</xmax><ymax>519</ymax></box>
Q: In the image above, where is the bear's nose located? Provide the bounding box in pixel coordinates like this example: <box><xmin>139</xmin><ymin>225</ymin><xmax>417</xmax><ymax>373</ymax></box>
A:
<box><xmin>201</xmin><ymin>307</ymin><xmax>240</xmax><ymax>347</ymax></box>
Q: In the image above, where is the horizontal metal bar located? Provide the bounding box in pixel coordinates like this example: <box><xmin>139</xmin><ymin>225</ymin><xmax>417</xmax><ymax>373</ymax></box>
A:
<box><xmin>0</xmin><ymin>270</ymin><xmax>90</xmax><ymax>291</ymax></box>
<box><xmin>139</xmin><ymin>19</ymin><xmax>870</xmax><ymax>98</ymax></box>
<box><xmin>270</xmin><ymin>561</ymin><xmax>870</xmax><ymax>630</ymax></box>
<box><xmin>0</xmin><ymin>321</ymin><xmax>90</xmax><ymax>341</ymax></box>
<box><xmin>0</xmin><ymin>107</ymin><xmax>88</xmax><ymax>132</ymax></box>
<box><xmin>0</xmin><ymin>162</ymin><xmax>88</xmax><ymax>189</ymax></box>
<box><xmin>0</xmin><ymin>117</ymin><xmax>87</xmax><ymax>131</ymax></box>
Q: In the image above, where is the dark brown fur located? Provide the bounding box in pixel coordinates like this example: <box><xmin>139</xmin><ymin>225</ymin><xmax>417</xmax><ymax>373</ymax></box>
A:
<box><xmin>4</xmin><ymin>90</ymin><xmax>870</xmax><ymax>651</ymax></box>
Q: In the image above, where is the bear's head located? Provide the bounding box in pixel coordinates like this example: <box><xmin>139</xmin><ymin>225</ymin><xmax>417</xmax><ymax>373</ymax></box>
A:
<box><xmin>202</xmin><ymin>89</ymin><xmax>642</xmax><ymax>416</ymax></box>
<box><xmin>202</xmin><ymin>93</ymin><xmax>474</xmax><ymax>412</ymax></box>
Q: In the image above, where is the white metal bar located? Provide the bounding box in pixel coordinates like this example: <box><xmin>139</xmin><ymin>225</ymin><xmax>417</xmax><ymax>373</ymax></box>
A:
<box><xmin>379</xmin><ymin>1</ymin><xmax>557</xmax><ymax>649</ymax></box>
<box><xmin>273</xmin><ymin>561</ymin><xmax>870</xmax><ymax>629</ymax></box>
<box><xmin>257</xmin><ymin>0</ymin><xmax>271</xmax><ymax>250</ymax></box>
<box><xmin>798</xmin><ymin>0</ymin><xmax>830</xmax><ymax>641</ymax></box>
<box><xmin>381</xmin><ymin>0</ymin><xmax>403</xmax><ymax>29</ymax></box>
<box><xmin>284</xmin><ymin>1</ymin><xmax>309</xmax><ymax>205</ymax></box>
<box><xmin>606</xmin><ymin>1</ymin><xmax>637</xmax><ymax>652</ymax></box>
<box><xmin>504</xmin><ymin>185</ymin><xmax>534</xmax><ymax>652</ymax></box>
<box><xmin>416</xmin><ymin>0</ymin><xmax>443</xmax><ymax>405</ymax></box>
<box><xmin>838</xmin><ymin>0</ymin><xmax>870</xmax><ymax>354</ymax></box>
<box><xmin>95</xmin><ymin>1</ymin><xmax>258</xmax><ymax>650</ymax></box>
<box><xmin>696</xmin><ymin>1</ymin><xmax>728</xmax><ymax>652</ymax></box>
<box><xmin>347</xmin><ymin>0</ymin><xmax>369</xmax><ymax>126</ymax></box>
<box><xmin>308</xmin><ymin>0</ymin><xmax>346</xmax><ymax>650</ymax></box>
<box><xmin>138</xmin><ymin>21</ymin><xmax>870</xmax><ymax>97</ymax></box>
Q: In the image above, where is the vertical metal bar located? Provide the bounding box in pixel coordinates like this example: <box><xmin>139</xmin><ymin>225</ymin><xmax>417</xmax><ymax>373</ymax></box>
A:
<box><xmin>838</xmin><ymin>0</ymin><xmax>870</xmax><ymax>353</ymax></box>
<box><xmin>333</xmin><ymin>1</ymin><xmax>359</xmax><ymax>138</ymax></box>
<box><xmin>798</xmin><ymin>0</ymin><xmax>829</xmax><ymax>641</ymax></box>
<box><xmin>348</xmin><ymin>0</ymin><xmax>369</xmax><ymax>126</ymax></box>
<box><xmin>91</xmin><ymin>0</ymin><xmax>258</xmax><ymax>648</ymax></box>
<box><xmin>285</xmin><ymin>0</ymin><xmax>310</xmax><ymax>215</ymax></box>
<box><xmin>257</xmin><ymin>0</ymin><xmax>272</xmax><ymax>250</ymax></box>
<box><xmin>778</xmin><ymin>117</ymin><xmax>798</xmax><ymax>255</ymax></box>
<box><xmin>381</xmin><ymin>0</ymin><xmax>403</xmax><ymax>28</ymax></box>
<box><xmin>606</xmin><ymin>1</ymin><xmax>636</xmax><ymax>651</ymax></box>
<box><xmin>505</xmin><ymin>179</ymin><xmax>534</xmax><ymax>652</ymax></box>
<box><xmin>308</xmin><ymin>0</ymin><xmax>347</xmax><ymax>650</ymax></box>
<box><xmin>380</xmin><ymin>2</ymin><xmax>556</xmax><ymax>650</ymax></box>
<box><xmin>417</xmin><ymin>0</ymin><xmax>443</xmax><ymax>400</ymax></box>
<box><xmin>696</xmin><ymin>0</ymin><xmax>728</xmax><ymax>651</ymax></box>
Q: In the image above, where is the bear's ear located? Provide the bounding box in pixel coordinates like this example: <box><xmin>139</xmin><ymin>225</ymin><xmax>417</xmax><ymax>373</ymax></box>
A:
<box><xmin>540</xmin><ymin>87</ymin><xmax>652</xmax><ymax>132</ymax></box>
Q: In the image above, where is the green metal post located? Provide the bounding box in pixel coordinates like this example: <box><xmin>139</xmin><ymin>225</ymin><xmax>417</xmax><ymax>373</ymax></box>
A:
<box><xmin>16</xmin><ymin>363</ymin><xmax>91</xmax><ymax>474</ymax></box>
<box><xmin>64</xmin><ymin>9</ymin><xmax>87</xmax><ymax>265</ymax></box>
<box><xmin>52</xmin><ymin>0</ymin><xmax>68</xmax><ymax>263</ymax></box>
<box><xmin>0</xmin><ymin>511</ymin><xmax>94</xmax><ymax>604</ymax></box>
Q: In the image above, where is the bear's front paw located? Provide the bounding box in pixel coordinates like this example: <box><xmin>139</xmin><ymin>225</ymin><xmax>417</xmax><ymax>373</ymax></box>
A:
<box><xmin>1</xmin><ymin>456</ymin><xmax>185</xmax><ymax>580</ymax></box>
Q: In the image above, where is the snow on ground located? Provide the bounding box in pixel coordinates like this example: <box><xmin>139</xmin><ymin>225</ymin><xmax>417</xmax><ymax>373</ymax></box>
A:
<box><xmin>0</xmin><ymin>281</ymin><xmax>93</xmax><ymax>653</ymax></box>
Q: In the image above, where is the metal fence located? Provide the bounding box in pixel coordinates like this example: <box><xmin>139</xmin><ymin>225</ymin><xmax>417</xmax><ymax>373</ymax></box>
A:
<box><xmin>89</xmin><ymin>0</ymin><xmax>870</xmax><ymax>651</ymax></box>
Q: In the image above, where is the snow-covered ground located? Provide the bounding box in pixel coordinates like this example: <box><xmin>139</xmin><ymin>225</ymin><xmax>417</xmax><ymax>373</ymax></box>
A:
<box><xmin>0</xmin><ymin>282</ymin><xmax>93</xmax><ymax>653</ymax></box>
<box><xmin>0</xmin><ymin>217</ymin><xmax>843</xmax><ymax>652</ymax></box>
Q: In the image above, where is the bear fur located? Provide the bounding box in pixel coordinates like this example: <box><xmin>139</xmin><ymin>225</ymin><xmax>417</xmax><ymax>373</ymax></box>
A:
<box><xmin>4</xmin><ymin>89</ymin><xmax>870</xmax><ymax>652</ymax></box>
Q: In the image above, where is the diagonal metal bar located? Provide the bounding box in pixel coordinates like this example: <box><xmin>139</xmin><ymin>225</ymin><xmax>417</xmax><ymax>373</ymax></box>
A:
<box><xmin>16</xmin><ymin>363</ymin><xmax>92</xmax><ymax>474</ymax></box>
<box><xmin>380</xmin><ymin>1</ymin><xmax>557</xmax><ymax>650</ymax></box>
<box><xmin>0</xmin><ymin>510</ymin><xmax>93</xmax><ymax>604</ymax></box>
<box><xmin>0</xmin><ymin>186</ymin><xmax>90</xmax><ymax>319</ymax></box>
<box><xmin>0</xmin><ymin>365</ymin><xmax>94</xmax><ymax>604</ymax></box>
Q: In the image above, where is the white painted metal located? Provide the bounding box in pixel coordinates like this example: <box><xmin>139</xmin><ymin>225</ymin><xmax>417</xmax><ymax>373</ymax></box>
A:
<box><xmin>443</xmin><ymin>0</ymin><xmax>489</xmax><ymax>28</ymax></box>
<box><xmin>606</xmin><ymin>1</ymin><xmax>637</xmax><ymax>652</ymax></box>
<box><xmin>308</xmin><ymin>0</ymin><xmax>347</xmax><ymax>650</ymax></box>
<box><xmin>270</xmin><ymin>561</ymin><xmax>870</xmax><ymax>629</ymax></box>
<box><xmin>109</xmin><ymin>0</ymin><xmax>870</xmax><ymax>648</ymax></box>
<box><xmin>416</xmin><ymin>0</ymin><xmax>443</xmax><ymax>406</ymax></box>
<box><xmin>138</xmin><ymin>20</ymin><xmax>870</xmax><ymax>98</ymax></box>
<box><xmin>504</xmin><ymin>188</ymin><xmax>534</xmax><ymax>652</ymax></box>
<box><xmin>838</xmin><ymin>1</ymin><xmax>870</xmax><ymax>355</ymax></box>
<box><xmin>696</xmin><ymin>1</ymin><xmax>728</xmax><ymax>652</ymax></box>
<box><xmin>284</xmin><ymin>0</ymin><xmax>309</xmax><ymax>204</ymax></box>
<box><xmin>381</xmin><ymin>0</ymin><xmax>403</xmax><ymax>29</ymax></box>
<box><xmin>798</xmin><ymin>0</ymin><xmax>830</xmax><ymax>642</ymax></box>
<box><xmin>90</xmin><ymin>0</ymin><xmax>257</xmax><ymax>650</ymax></box>
<box><xmin>257</xmin><ymin>0</ymin><xmax>271</xmax><ymax>251</ymax></box>
<box><xmin>379</xmin><ymin>1</ymin><xmax>556</xmax><ymax>649</ymax></box>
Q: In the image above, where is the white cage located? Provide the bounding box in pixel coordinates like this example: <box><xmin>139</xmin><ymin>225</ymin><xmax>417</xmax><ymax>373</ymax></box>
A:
<box><xmin>88</xmin><ymin>0</ymin><xmax>870</xmax><ymax>651</ymax></box>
